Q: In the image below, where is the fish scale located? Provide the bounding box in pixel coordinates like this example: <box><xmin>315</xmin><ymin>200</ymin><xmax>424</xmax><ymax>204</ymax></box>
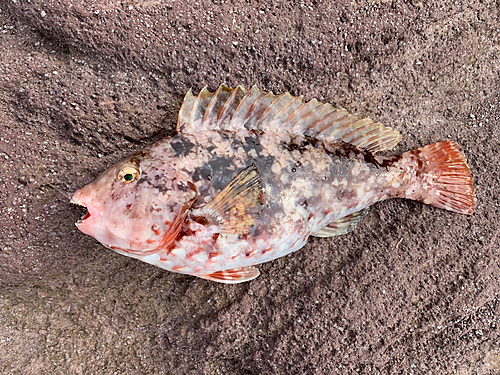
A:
<box><xmin>71</xmin><ymin>85</ymin><xmax>475</xmax><ymax>283</ymax></box>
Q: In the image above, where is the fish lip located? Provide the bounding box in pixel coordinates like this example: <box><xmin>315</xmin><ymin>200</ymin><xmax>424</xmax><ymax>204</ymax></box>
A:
<box><xmin>70</xmin><ymin>195</ymin><xmax>100</xmax><ymax>226</ymax></box>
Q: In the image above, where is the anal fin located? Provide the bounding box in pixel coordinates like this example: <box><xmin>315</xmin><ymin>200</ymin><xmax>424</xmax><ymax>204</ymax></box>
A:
<box><xmin>197</xmin><ymin>266</ymin><xmax>260</xmax><ymax>284</ymax></box>
<box><xmin>312</xmin><ymin>207</ymin><xmax>370</xmax><ymax>237</ymax></box>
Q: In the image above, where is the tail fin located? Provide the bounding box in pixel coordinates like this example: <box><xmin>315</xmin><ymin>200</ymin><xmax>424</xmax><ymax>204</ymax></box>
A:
<box><xmin>400</xmin><ymin>141</ymin><xmax>475</xmax><ymax>214</ymax></box>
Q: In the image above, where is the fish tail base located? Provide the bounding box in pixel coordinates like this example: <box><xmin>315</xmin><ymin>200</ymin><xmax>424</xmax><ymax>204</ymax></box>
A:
<box><xmin>400</xmin><ymin>141</ymin><xmax>475</xmax><ymax>214</ymax></box>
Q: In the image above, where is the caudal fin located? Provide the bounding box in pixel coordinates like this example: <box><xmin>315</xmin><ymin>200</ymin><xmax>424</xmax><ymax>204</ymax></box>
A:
<box><xmin>400</xmin><ymin>141</ymin><xmax>475</xmax><ymax>214</ymax></box>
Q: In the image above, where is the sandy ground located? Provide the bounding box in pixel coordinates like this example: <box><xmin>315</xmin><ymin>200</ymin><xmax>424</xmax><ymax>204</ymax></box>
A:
<box><xmin>0</xmin><ymin>1</ymin><xmax>499</xmax><ymax>374</ymax></box>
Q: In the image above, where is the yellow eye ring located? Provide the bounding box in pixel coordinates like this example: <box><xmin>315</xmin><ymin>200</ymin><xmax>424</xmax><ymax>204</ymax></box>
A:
<box><xmin>118</xmin><ymin>164</ymin><xmax>141</xmax><ymax>184</ymax></box>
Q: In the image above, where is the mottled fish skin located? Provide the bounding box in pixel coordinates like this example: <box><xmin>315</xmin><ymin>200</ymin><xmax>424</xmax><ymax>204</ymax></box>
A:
<box><xmin>72</xmin><ymin>85</ymin><xmax>475</xmax><ymax>283</ymax></box>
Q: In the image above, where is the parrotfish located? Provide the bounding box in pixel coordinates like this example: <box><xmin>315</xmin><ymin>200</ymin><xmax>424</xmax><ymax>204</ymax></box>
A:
<box><xmin>71</xmin><ymin>85</ymin><xmax>475</xmax><ymax>283</ymax></box>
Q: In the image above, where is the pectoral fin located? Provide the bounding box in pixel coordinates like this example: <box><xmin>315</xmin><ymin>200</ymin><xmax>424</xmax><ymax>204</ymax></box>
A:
<box><xmin>200</xmin><ymin>164</ymin><xmax>263</xmax><ymax>234</ymax></box>
<box><xmin>312</xmin><ymin>207</ymin><xmax>370</xmax><ymax>237</ymax></box>
<box><xmin>197</xmin><ymin>266</ymin><xmax>260</xmax><ymax>284</ymax></box>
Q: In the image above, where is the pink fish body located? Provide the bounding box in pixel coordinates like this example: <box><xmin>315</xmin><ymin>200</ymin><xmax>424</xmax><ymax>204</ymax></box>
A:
<box><xmin>72</xmin><ymin>85</ymin><xmax>475</xmax><ymax>283</ymax></box>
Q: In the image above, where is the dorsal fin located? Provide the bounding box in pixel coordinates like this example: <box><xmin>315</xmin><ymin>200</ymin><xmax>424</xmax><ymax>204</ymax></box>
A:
<box><xmin>177</xmin><ymin>85</ymin><xmax>402</xmax><ymax>153</ymax></box>
<box><xmin>203</xmin><ymin>84</ymin><xmax>233</xmax><ymax>127</ymax></box>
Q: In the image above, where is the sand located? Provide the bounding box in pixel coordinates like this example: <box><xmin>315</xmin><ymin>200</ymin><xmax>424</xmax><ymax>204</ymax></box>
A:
<box><xmin>0</xmin><ymin>1</ymin><xmax>499</xmax><ymax>373</ymax></box>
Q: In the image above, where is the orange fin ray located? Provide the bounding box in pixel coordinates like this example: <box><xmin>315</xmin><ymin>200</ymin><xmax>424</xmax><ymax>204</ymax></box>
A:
<box><xmin>400</xmin><ymin>141</ymin><xmax>475</xmax><ymax>215</ymax></box>
<box><xmin>189</xmin><ymin>86</ymin><xmax>214</xmax><ymax>125</ymax></box>
<box><xmin>199</xmin><ymin>164</ymin><xmax>263</xmax><ymax>234</ymax></box>
<box><xmin>217</xmin><ymin>85</ymin><xmax>247</xmax><ymax>127</ymax></box>
<box><xmin>197</xmin><ymin>266</ymin><xmax>260</xmax><ymax>284</ymax></box>
<box><xmin>203</xmin><ymin>84</ymin><xmax>233</xmax><ymax>125</ymax></box>
<box><xmin>257</xmin><ymin>92</ymin><xmax>297</xmax><ymax>126</ymax></box>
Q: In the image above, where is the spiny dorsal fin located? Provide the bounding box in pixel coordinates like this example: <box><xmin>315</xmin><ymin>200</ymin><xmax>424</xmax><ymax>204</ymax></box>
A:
<box><xmin>190</xmin><ymin>86</ymin><xmax>213</xmax><ymax>125</ymax></box>
<box><xmin>198</xmin><ymin>164</ymin><xmax>263</xmax><ymax>234</ymax></box>
<box><xmin>218</xmin><ymin>85</ymin><xmax>247</xmax><ymax>128</ymax></box>
<box><xmin>177</xmin><ymin>88</ymin><xmax>196</xmax><ymax>131</ymax></box>
<box><xmin>177</xmin><ymin>85</ymin><xmax>402</xmax><ymax>153</ymax></box>
<box><xmin>311</xmin><ymin>207</ymin><xmax>371</xmax><ymax>237</ymax></box>
<box><xmin>203</xmin><ymin>84</ymin><xmax>233</xmax><ymax>126</ymax></box>
<box><xmin>197</xmin><ymin>266</ymin><xmax>260</xmax><ymax>284</ymax></box>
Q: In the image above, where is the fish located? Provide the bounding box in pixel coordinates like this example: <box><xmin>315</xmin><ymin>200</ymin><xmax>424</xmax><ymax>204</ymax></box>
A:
<box><xmin>71</xmin><ymin>85</ymin><xmax>475</xmax><ymax>284</ymax></box>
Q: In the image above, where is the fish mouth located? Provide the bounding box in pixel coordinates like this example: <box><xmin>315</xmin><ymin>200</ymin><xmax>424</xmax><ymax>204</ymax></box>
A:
<box><xmin>70</xmin><ymin>195</ymin><xmax>99</xmax><ymax>226</ymax></box>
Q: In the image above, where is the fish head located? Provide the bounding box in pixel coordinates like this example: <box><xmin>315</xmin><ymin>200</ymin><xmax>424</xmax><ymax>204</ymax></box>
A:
<box><xmin>71</xmin><ymin>150</ymin><xmax>198</xmax><ymax>253</ymax></box>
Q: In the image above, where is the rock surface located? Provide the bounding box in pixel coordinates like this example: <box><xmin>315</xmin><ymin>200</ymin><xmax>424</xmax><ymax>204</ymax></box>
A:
<box><xmin>0</xmin><ymin>1</ymin><xmax>499</xmax><ymax>374</ymax></box>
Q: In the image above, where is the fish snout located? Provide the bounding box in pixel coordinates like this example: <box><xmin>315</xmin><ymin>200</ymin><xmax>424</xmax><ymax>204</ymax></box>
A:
<box><xmin>71</xmin><ymin>188</ymin><xmax>101</xmax><ymax>228</ymax></box>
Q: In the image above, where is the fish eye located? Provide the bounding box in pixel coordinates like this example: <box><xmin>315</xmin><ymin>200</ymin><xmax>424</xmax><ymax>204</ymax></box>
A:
<box><xmin>118</xmin><ymin>164</ymin><xmax>141</xmax><ymax>184</ymax></box>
